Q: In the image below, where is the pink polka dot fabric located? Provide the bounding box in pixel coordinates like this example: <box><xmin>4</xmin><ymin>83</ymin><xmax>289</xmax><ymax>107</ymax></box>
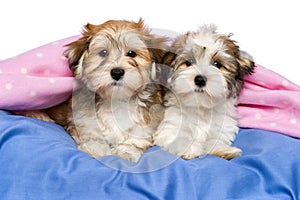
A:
<box><xmin>0</xmin><ymin>35</ymin><xmax>80</xmax><ymax>110</ymax></box>
<box><xmin>238</xmin><ymin>64</ymin><xmax>300</xmax><ymax>138</ymax></box>
<box><xmin>0</xmin><ymin>36</ymin><xmax>299</xmax><ymax>138</ymax></box>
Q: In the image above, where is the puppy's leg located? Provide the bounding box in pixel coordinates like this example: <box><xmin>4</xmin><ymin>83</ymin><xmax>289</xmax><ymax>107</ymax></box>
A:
<box><xmin>210</xmin><ymin>146</ymin><xmax>241</xmax><ymax>160</ymax></box>
<box><xmin>155</xmin><ymin>132</ymin><xmax>205</xmax><ymax>160</ymax></box>
<box><xmin>153</xmin><ymin>121</ymin><xmax>183</xmax><ymax>153</ymax></box>
<box><xmin>180</xmin><ymin>142</ymin><xmax>205</xmax><ymax>160</ymax></box>
<box><xmin>66</xmin><ymin>123</ymin><xmax>112</xmax><ymax>158</ymax></box>
<box><xmin>154</xmin><ymin>121</ymin><xmax>206</xmax><ymax>159</ymax></box>
<box><xmin>77</xmin><ymin>139</ymin><xmax>112</xmax><ymax>158</ymax></box>
<box><xmin>112</xmin><ymin>126</ymin><xmax>154</xmax><ymax>162</ymax></box>
<box><xmin>20</xmin><ymin>110</ymin><xmax>54</xmax><ymax>123</ymax></box>
<box><xmin>112</xmin><ymin>136</ymin><xmax>152</xmax><ymax>162</ymax></box>
<box><xmin>204</xmin><ymin>139</ymin><xmax>242</xmax><ymax>160</ymax></box>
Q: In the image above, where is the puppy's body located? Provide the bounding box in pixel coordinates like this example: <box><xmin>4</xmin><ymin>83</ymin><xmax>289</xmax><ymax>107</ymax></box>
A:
<box><xmin>63</xmin><ymin>83</ymin><xmax>161</xmax><ymax>161</ymax></box>
<box><xmin>155</xmin><ymin>93</ymin><xmax>239</xmax><ymax>160</ymax></box>
<box><xmin>40</xmin><ymin>19</ymin><xmax>166</xmax><ymax>162</ymax></box>
<box><xmin>154</xmin><ymin>25</ymin><xmax>254</xmax><ymax>160</ymax></box>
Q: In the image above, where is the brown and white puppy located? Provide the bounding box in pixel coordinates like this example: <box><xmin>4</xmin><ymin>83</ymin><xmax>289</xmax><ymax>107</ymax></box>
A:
<box><xmin>154</xmin><ymin>24</ymin><xmax>254</xmax><ymax>160</ymax></box>
<box><xmin>37</xmin><ymin>19</ymin><xmax>167</xmax><ymax>162</ymax></box>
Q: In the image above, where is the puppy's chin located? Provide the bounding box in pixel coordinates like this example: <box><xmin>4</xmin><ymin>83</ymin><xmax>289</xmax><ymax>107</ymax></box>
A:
<box><xmin>95</xmin><ymin>79</ymin><xmax>147</xmax><ymax>100</ymax></box>
<box><xmin>172</xmin><ymin>88</ymin><xmax>227</xmax><ymax>108</ymax></box>
<box><xmin>96</xmin><ymin>85</ymin><xmax>139</xmax><ymax>100</ymax></box>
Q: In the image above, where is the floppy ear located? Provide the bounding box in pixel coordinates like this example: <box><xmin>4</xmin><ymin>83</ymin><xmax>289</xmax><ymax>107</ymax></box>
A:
<box><xmin>159</xmin><ymin>51</ymin><xmax>177</xmax><ymax>87</ymax></box>
<box><xmin>148</xmin><ymin>51</ymin><xmax>176</xmax><ymax>87</ymax></box>
<box><xmin>237</xmin><ymin>50</ymin><xmax>255</xmax><ymax>77</ymax></box>
<box><xmin>147</xmin><ymin>36</ymin><xmax>169</xmax><ymax>64</ymax></box>
<box><xmin>231</xmin><ymin>50</ymin><xmax>255</xmax><ymax>97</ymax></box>
<box><xmin>162</xmin><ymin>51</ymin><xmax>177</xmax><ymax>67</ymax></box>
<box><xmin>135</xmin><ymin>18</ymin><xmax>168</xmax><ymax>64</ymax></box>
<box><xmin>64</xmin><ymin>23</ymin><xmax>95</xmax><ymax>77</ymax></box>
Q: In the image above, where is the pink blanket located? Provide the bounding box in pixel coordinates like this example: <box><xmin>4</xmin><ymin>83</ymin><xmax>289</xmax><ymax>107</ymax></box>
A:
<box><xmin>0</xmin><ymin>36</ymin><xmax>79</xmax><ymax>110</ymax></box>
<box><xmin>238</xmin><ymin>65</ymin><xmax>300</xmax><ymax>138</ymax></box>
<box><xmin>1</xmin><ymin>36</ymin><xmax>299</xmax><ymax>138</ymax></box>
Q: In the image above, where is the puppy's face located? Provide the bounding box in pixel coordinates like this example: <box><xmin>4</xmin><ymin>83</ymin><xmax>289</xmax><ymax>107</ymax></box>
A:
<box><xmin>165</xmin><ymin>25</ymin><xmax>254</xmax><ymax>108</ymax></box>
<box><xmin>65</xmin><ymin>19</ymin><xmax>165</xmax><ymax>100</ymax></box>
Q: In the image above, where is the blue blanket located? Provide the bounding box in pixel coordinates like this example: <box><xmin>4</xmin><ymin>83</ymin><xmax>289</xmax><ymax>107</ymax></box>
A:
<box><xmin>0</xmin><ymin>110</ymin><xmax>299</xmax><ymax>199</ymax></box>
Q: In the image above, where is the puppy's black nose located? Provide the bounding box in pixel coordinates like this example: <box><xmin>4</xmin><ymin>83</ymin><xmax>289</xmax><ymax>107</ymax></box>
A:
<box><xmin>111</xmin><ymin>68</ymin><xmax>125</xmax><ymax>81</ymax></box>
<box><xmin>194</xmin><ymin>75</ymin><xmax>207</xmax><ymax>87</ymax></box>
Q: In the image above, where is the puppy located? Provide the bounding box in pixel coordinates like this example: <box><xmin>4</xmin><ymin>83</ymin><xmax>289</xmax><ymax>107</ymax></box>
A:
<box><xmin>154</xmin><ymin>24</ymin><xmax>254</xmax><ymax>160</ymax></box>
<box><xmin>35</xmin><ymin>19</ymin><xmax>166</xmax><ymax>162</ymax></box>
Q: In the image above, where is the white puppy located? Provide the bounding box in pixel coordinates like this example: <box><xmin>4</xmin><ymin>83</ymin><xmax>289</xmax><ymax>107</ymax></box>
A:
<box><xmin>154</xmin><ymin>25</ymin><xmax>254</xmax><ymax>160</ymax></box>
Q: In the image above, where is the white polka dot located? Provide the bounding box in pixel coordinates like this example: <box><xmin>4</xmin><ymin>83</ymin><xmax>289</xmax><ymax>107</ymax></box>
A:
<box><xmin>273</xmin><ymin>108</ymin><xmax>280</xmax><ymax>113</ymax></box>
<box><xmin>48</xmin><ymin>78</ymin><xmax>55</xmax><ymax>84</ymax></box>
<box><xmin>270</xmin><ymin>122</ymin><xmax>277</xmax><ymax>127</ymax></box>
<box><xmin>30</xmin><ymin>90</ymin><xmax>37</xmax><ymax>97</ymax></box>
<box><xmin>255</xmin><ymin>113</ymin><xmax>262</xmax><ymax>120</ymax></box>
<box><xmin>21</xmin><ymin>68</ymin><xmax>27</xmax><ymax>74</ymax></box>
<box><xmin>0</xmin><ymin>69</ymin><xmax>2</xmax><ymax>73</ymax></box>
<box><xmin>282</xmin><ymin>80</ymin><xmax>289</xmax><ymax>87</ymax></box>
<box><xmin>5</xmin><ymin>83</ymin><xmax>13</xmax><ymax>90</ymax></box>
<box><xmin>290</xmin><ymin>119</ymin><xmax>297</xmax><ymax>124</ymax></box>
<box><xmin>36</xmin><ymin>52</ymin><xmax>44</xmax><ymax>58</ymax></box>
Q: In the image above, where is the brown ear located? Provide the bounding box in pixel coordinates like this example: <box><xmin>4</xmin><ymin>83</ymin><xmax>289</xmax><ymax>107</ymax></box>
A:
<box><xmin>237</xmin><ymin>50</ymin><xmax>255</xmax><ymax>77</ymax></box>
<box><xmin>162</xmin><ymin>51</ymin><xmax>177</xmax><ymax>67</ymax></box>
<box><xmin>158</xmin><ymin>51</ymin><xmax>177</xmax><ymax>87</ymax></box>
<box><xmin>64</xmin><ymin>23</ymin><xmax>95</xmax><ymax>75</ymax></box>
<box><xmin>230</xmin><ymin>50</ymin><xmax>255</xmax><ymax>97</ymax></box>
<box><xmin>148</xmin><ymin>36</ymin><xmax>169</xmax><ymax>64</ymax></box>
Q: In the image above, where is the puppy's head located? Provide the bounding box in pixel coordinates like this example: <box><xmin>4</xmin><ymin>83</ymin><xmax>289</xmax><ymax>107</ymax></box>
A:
<box><xmin>65</xmin><ymin>19</ymin><xmax>166</xmax><ymax>99</ymax></box>
<box><xmin>164</xmin><ymin>24</ymin><xmax>254</xmax><ymax>108</ymax></box>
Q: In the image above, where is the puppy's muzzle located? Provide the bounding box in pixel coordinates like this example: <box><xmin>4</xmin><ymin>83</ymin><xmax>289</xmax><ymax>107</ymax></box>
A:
<box><xmin>111</xmin><ymin>67</ymin><xmax>125</xmax><ymax>81</ymax></box>
<box><xmin>194</xmin><ymin>75</ymin><xmax>207</xmax><ymax>87</ymax></box>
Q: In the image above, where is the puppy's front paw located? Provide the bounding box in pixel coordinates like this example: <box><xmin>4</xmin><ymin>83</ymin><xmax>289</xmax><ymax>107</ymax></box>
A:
<box><xmin>210</xmin><ymin>146</ymin><xmax>242</xmax><ymax>160</ymax></box>
<box><xmin>78</xmin><ymin>140</ymin><xmax>112</xmax><ymax>158</ymax></box>
<box><xmin>112</xmin><ymin>144</ymin><xmax>143</xmax><ymax>163</ymax></box>
<box><xmin>181</xmin><ymin>152</ymin><xmax>198</xmax><ymax>160</ymax></box>
<box><xmin>180</xmin><ymin>145</ymin><xmax>204</xmax><ymax>160</ymax></box>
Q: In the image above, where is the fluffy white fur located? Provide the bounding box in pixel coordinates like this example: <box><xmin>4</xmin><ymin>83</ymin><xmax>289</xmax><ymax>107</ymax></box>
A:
<box><xmin>154</xmin><ymin>25</ymin><xmax>254</xmax><ymax>160</ymax></box>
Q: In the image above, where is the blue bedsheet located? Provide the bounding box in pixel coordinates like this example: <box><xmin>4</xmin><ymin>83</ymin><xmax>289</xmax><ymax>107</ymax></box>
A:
<box><xmin>0</xmin><ymin>110</ymin><xmax>299</xmax><ymax>199</ymax></box>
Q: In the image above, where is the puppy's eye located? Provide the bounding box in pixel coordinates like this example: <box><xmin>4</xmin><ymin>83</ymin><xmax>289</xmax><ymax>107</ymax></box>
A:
<box><xmin>185</xmin><ymin>59</ymin><xmax>194</xmax><ymax>66</ymax></box>
<box><xmin>99</xmin><ymin>49</ymin><xmax>108</xmax><ymax>57</ymax></box>
<box><xmin>127</xmin><ymin>50</ymin><xmax>137</xmax><ymax>58</ymax></box>
<box><xmin>213</xmin><ymin>61</ymin><xmax>222</xmax><ymax>69</ymax></box>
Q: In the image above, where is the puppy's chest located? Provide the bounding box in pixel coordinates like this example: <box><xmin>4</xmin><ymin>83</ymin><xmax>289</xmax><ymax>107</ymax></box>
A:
<box><xmin>99</xmin><ymin>100</ymin><xmax>141</xmax><ymax>131</ymax></box>
<box><xmin>181</xmin><ymin>107</ymin><xmax>211</xmax><ymax>128</ymax></box>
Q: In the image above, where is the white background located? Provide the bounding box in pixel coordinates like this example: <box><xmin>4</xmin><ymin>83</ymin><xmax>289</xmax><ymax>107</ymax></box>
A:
<box><xmin>0</xmin><ymin>0</ymin><xmax>299</xmax><ymax>85</ymax></box>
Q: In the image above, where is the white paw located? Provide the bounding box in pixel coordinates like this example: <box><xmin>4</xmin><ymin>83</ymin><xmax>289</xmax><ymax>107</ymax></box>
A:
<box><xmin>180</xmin><ymin>145</ymin><xmax>204</xmax><ymax>160</ymax></box>
<box><xmin>78</xmin><ymin>140</ymin><xmax>112</xmax><ymax>158</ymax></box>
<box><xmin>210</xmin><ymin>146</ymin><xmax>242</xmax><ymax>160</ymax></box>
<box><xmin>112</xmin><ymin>144</ymin><xmax>143</xmax><ymax>162</ymax></box>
